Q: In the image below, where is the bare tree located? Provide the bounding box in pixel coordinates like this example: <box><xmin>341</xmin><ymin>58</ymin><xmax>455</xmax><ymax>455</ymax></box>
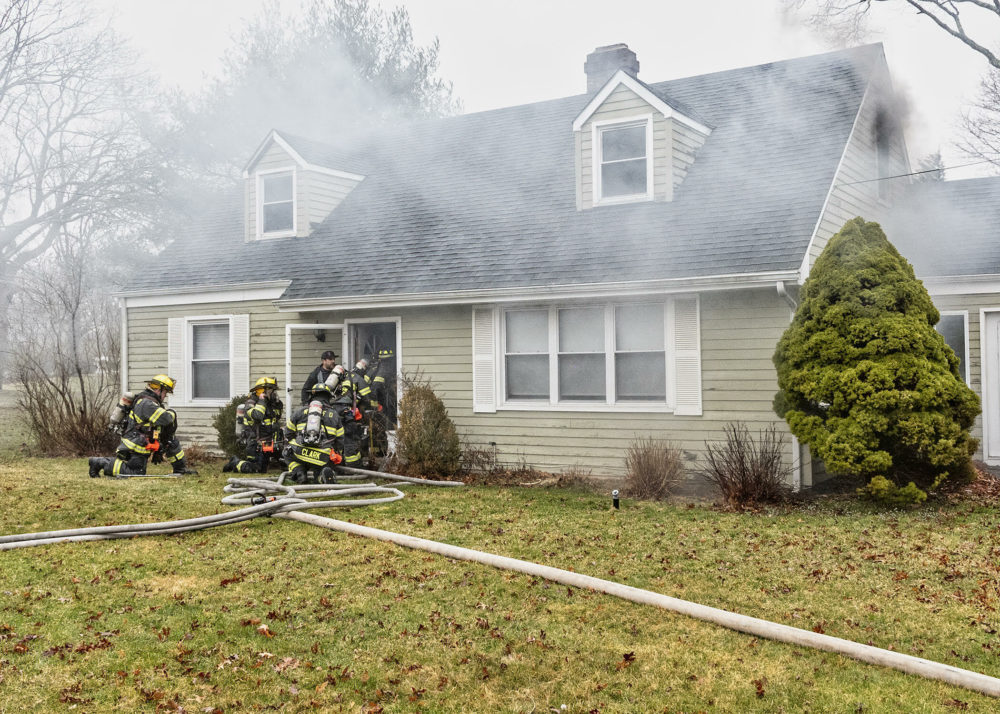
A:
<box><xmin>784</xmin><ymin>1</ymin><xmax>1000</xmax><ymax>67</ymax></box>
<box><xmin>0</xmin><ymin>0</ymin><xmax>162</xmax><ymax>384</ymax></box>
<box><xmin>9</xmin><ymin>222</ymin><xmax>121</xmax><ymax>454</ymax></box>
<box><xmin>784</xmin><ymin>0</ymin><xmax>1000</xmax><ymax>169</ymax></box>
<box><xmin>168</xmin><ymin>0</ymin><xmax>461</xmax><ymax>182</ymax></box>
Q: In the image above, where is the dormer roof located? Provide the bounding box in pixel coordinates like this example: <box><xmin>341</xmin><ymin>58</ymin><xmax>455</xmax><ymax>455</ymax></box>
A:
<box><xmin>243</xmin><ymin>129</ymin><xmax>365</xmax><ymax>181</ymax></box>
<box><xmin>572</xmin><ymin>69</ymin><xmax>712</xmax><ymax>134</ymax></box>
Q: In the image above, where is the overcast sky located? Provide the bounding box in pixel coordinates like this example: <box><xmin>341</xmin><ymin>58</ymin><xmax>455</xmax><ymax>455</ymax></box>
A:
<box><xmin>93</xmin><ymin>0</ymin><xmax>997</xmax><ymax>179</ymax></box>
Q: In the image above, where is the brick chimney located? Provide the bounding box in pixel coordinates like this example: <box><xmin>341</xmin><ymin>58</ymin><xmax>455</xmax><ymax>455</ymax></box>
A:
<box><xmin>584</xmin><ymin>43</ymin><xmax>639</xmax><ymax>94</ymax></box>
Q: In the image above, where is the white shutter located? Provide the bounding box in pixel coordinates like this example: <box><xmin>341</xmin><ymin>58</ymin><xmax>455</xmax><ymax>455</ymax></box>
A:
<box><xmin>167</xmin><ymin>317</ymin><xmax>185</xmax><ymax>401</ymax></box>
<box><xmin>472</xmin><ymin>307</ymin><xmax>497</xmax><ymax>413</ymax></box>
<box><xmin>672</xmin><ymin>296</ymin><xmax>702</xmax><ymax>416</ymax></box>
<box><xmin>230</xmin><ymin>314</ymin><xmax>250</xmax><ymax>396</ymax></box>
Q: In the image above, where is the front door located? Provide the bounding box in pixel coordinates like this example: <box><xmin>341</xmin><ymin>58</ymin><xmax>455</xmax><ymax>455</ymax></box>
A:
<box><xmin>348</xmin><ymin>321</ymin><xmax>399</xmax><ymax>424</ymax></box>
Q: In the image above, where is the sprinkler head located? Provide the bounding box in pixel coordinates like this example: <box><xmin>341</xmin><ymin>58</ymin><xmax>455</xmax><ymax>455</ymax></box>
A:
<box><xmin>612</xmin><ymin>489</ymin><xmax>620</xmax><ymax>509</ymax></box>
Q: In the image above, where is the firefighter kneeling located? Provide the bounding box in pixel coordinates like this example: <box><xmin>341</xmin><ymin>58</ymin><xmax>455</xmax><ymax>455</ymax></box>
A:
<box><xmin>282</xmin><ymin>383</ymin><xmax>344</xmax><ymax>484</ymax></box>
<box><xmin>89</xmin><ymin>374</ymin><xmax>198</xmax><ymax>478</ymax></box>
<box><xmin>224</xmin><ymin>376</ymin><xmax>284</xmax><ymax>474</ymax></box>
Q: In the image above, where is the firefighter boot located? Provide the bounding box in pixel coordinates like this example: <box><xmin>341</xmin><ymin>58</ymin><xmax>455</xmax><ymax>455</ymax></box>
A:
<box><xmin>222</xmin><ymin>456</ymin><xmax>238</xmax><ymax>473</ymax></box>
<box><xmin>88</xmin><ymin>457</ymin><xmax>106</xmax><ymax>478</ymax></box>
<box><xmin>172</xmin><ymin>457</ymin><xmax>199</xmax><ymax>476</ymax></box>
<box><xmin>318</xmin><ymin>467</ymin><xmax>336</xmax><ymax>484</ymax></box>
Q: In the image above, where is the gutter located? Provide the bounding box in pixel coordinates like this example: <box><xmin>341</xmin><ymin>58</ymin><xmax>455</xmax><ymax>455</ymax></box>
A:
<box><xmin>273</xmin><ymin>270</ymin><xmax>801</xmax><ymax>312</ymax></box>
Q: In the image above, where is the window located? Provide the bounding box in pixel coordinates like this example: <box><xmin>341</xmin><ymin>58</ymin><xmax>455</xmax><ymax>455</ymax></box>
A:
<box><xmin>191</xmin><ymin>322</ymin><xmax>230</xmax><ymax>399</ymax></box>
<box><xmin>598</xmin><ymin>121</ymin><xmax>649</xmax><ymax>200</ymax></box>
<box><xmin>259</xmin><ymin>171</ymin><xmax>294</xmax><ymax>235</ymax></box>
<box><xmin>505</xmin><ymin>310</ymin><xmax>549</xmax><ymax>400</ymax></box>
<box><xmin>168</xmin><ymin>314</ymin><xmax>248</xmax><ymax>407</ymax></box>
<box><xmin>936</xmin><ymin>313</ymin><xmax>968</xmax><ymax>383</ymax></box>
<box><xmin>502</xmin><ymin>303</ymin><xmax>668</xmax><ymax>405</ymax></box>
<box><xmin>615</xmin><ymin>304</ymin><xmax>666</xmax><ymax>400</ymax></box>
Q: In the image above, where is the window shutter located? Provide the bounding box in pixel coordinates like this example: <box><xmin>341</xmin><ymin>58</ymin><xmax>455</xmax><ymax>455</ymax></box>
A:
<box><xmin>672</xmin><ymin>296</ymin><xmax>702</xmax><ymax>416</ymax></box>
<box><xmin>230</xmin><ymin>314</ymin><xmax>250</xmax><ymax>396</ymax></box>
<box><xmin>472</xmin><ymin>307</ymin><xmax>497</xmax><ymax>413</ymax></box>
<box><xmin>167</xmin><ymin>317</ymin><xmax>185</xmax><ymax>401</ymax></box>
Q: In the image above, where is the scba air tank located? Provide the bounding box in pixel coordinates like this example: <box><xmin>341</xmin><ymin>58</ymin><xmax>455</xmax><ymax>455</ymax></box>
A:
<box><xmin>324</xmin><ymin>364</ymin><xmax>346</xmax><ymax>391</ymax></box>
<box><xmin>108</xmin><ymin>392</ymin><xmax>134</xmax><ymax>430</ymax></box>
<box><xmin>304</xmin><ymin>400</ymin><xmax>324</xmax><ymax>444</ymax></box>
<box><xmin>235</xmin><ymin>403</ymin><xmax>246</xmax><ymax>436</ymax></box>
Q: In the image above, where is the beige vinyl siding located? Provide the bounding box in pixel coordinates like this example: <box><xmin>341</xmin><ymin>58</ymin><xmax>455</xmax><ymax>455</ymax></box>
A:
<box><xmin>126</xmin><ymin>299</ymin><xmax>312</xmax><ymax>447</ymax></box>
<box><xmin>246</xmin><ymin>143</ymin><xmax>362</xmax><ymax>239</ymax></box>
<box><xmin>303</xmin><ymin>169</ymin><xmax>362</xmax><ymax>230</ymax></box>
<box><xmin>318</xmin><ymin>291</ymin><xmax>790</xmax><ymax>478</ymax></box>
<box><xmin>672</xmin><ymin>121</ymin><xmax>708</xmax><ymax>188</ymax></box>
<box><xmin>127</xmin><ymin>290</ymin><xmax>793</xmax><ymax>477</ymax></box>
<box><xmin>807</xmin><ymin>72</ymin><xmax>909</xmax><ymax>267</ymax></box>
<box><xmin>927</xmin><ymin>293</ymin><xmax>1000</xmax><ymax>458</ymax></box>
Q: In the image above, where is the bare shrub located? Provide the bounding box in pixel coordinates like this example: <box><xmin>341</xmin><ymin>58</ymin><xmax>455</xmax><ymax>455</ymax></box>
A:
<box><xmin>396</xmin><ymin>383</ymin><xmax>461</xmax><ymax>477</ymax></box>
<box><xmin>10</xmin><ymin>233</ymin><xmax>121</xmax><ymax>456</ymax></box>
<box><xmin>624</xmin><ymin>436</ymin><xmax>685</xmax><ymax>500</ymax></box>
<box><xmin>702</xmin><ymin>423</ymin><xmax>790</xmax><ymax>507</ymax></box>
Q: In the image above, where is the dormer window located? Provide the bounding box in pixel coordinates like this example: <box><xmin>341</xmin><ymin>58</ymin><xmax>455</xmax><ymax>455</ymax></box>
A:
<box><xmin>258</xmin><ymin>169</ymin><xmax>295</xmax><ymax>237</ymax></box>
<box><xmin>593</xmin><ymin>117</ymin><xmax>653</xmax><ymax>204</ymax></box>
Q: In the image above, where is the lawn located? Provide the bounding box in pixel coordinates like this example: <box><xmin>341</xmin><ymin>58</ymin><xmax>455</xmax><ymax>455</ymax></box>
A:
<box><xmin>0</xmin><ymin>458</ymin><xmax>998</xmax><ymax>713</ymax></box>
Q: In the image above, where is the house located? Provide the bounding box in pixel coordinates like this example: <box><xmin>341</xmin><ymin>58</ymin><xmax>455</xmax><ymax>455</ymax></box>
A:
<box><xmin>118</xmin><ymin>43</ymin><xmax>916</xmax><ymax>488</ymax></box>
<box><xmin>883</xmin><ymin>176</ymin><xmax>1000</xmax><ymax>466</ymax></box>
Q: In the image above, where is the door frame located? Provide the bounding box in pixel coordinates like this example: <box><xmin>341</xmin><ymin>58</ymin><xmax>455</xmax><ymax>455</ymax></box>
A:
<box><xmin>284</xmin><ymin>322</ymin><xmax>344</xmax><ymax>403</ymax></box>
<box><xmin>980</xmin><ymin>309</ymin><xmax>1000</xmax><ymax>464</ymax></box>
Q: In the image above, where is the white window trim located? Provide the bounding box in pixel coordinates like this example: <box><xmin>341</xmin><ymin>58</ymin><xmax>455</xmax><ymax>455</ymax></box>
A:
<box><xmin>592</xmin><ymin>114</ymin><xmax>654</xmax><ymax>206</ymax></box>
<box><xmin>938</xmin><ymin>310</ymin><xmax>970</xmax><ymax>384</ymax></box>
<box><xmin>174</xmin><ymin>315</ymin><xmax>239</xmax><ymax>408</ymax></box>
<box><xmin>256</xmin><ymin>167</ymin><xmax>297</xmax><ymax>239</ymax></box>
<box><xmin>499</xmin><ymin>301</ymin><xmax>672</xmax><ymax>412</ymax></box>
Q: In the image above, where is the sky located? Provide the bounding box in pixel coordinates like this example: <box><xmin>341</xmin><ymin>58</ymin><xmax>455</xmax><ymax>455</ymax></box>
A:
<box><xmin>91</xmin><ymin>0</ymin><xmax>997</xmax><ymax>180</ymax></box>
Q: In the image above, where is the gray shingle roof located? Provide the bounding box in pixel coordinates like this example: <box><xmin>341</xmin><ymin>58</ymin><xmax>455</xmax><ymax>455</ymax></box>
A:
<box><xmin>884</xmin><ymin>176</ymin><xmax>1000</xmax><ymax>278</ymax></box>
<box><xmin>151</xmin><ymin>45</ymin><xmax>882</xmax><ymax>301</ymax></box>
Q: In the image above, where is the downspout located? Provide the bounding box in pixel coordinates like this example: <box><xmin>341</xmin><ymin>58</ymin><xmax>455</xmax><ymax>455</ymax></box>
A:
<box><xmin>776</xmin><ymin>280</ymin><xmax>802</xmax><ymax>490</ymax></box>
<box><xmin>776</xmin><ymin>280</ymin><xmax>797</xmax><ymax>310</ymax></box>
<box><xmin>120</xmin><ymin>300</ymin><xmax>129</xmax><ymax>394</ymax></box>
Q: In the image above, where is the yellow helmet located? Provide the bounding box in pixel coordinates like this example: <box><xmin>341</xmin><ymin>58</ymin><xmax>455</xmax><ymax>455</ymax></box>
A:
<box><xmin>148</xmin><ymin>374</ymin><xmax>176</xmax><ymax>393</ymax></box>
<box><xmin>253</xmin><ymin>376</ymin><xmax>278</xmax><ymax>393</ymax></box>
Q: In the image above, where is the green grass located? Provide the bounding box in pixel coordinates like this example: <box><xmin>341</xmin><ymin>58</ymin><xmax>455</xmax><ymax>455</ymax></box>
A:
<box><xmin>1</xmin><ymin>458</ymin><xmax>998</xmax><ymax>712</ymax></box>
<box><xmin>0</xmin><ymin>385</ymin><xmax>31</xmax><ymax>454</ymax></box>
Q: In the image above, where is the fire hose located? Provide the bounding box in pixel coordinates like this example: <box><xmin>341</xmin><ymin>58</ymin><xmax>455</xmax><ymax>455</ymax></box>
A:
<box><xmin>1</xmin><ymin>469</ymin><xmax>999</xmax><ymax>697</ymax></box>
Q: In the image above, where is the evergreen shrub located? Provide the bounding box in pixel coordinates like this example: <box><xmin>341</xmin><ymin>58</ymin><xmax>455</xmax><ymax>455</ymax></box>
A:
<box><xmin>773</xmin><ymin>217</ymin><xmax>980</xmax><ymax>499</ymax></box>
<box><xmin>212</xmin><ymin>394</ymin><xmax>248</xmax><ymax>457</ymax></box>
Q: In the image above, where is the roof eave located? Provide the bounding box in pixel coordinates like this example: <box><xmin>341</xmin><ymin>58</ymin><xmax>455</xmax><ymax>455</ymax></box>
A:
<box><xmin>273</xmin><ymin>270</ymin><xmax>800</xmax><ymax>312</ymax></box>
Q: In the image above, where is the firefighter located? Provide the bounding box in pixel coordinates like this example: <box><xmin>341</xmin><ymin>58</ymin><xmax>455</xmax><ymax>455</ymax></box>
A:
<box><xmin>224</xmin><ymin>376</ymin><xmax>284</xmax><ymax>473</ymax></box>
<box><xmin>300</xmin><ymin>350</ymin><xmax>337</xmax><ymax>406</ymax></box>
<box><xmin>332</xmin><ymin>358</ymin><xmax>381</xmax><ymax>466</ymax></box>
<box><xmin>368</xmin><ymin>349</ymin><xmax>395</xmax><ymax>457</ymax></box>
<box><xmin>283</xmin><ymin>383</ymin><xmax>344</xmax><ymax>483</ymax></box>
<box><xmin>88</xmin><ymin>374</ymin><xmax>198</xmax><ymax>478</ymax></box>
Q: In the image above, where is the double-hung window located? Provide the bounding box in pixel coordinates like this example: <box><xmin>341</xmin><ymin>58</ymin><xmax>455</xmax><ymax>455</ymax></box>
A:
<box><xmin>258</xmin><ymin>170</ymin><xmax>295</xmax><ymax>237</ymax></box>
<box><xmin>167</xmin><ymin>314</ymin><xmax>250</xmax><ymax>407</ymax></box>
<box><xmin>502</xmin><ymin>303</ymin><xmax>670</xmax><ymax>407</ymax></box>
<box><xmin>190</xmin><ymin>322</ymin><xmax>230</xmax><ymax>399</ymax></box>
<box><xmin>595</xmin><ymin>117</ymin><xmax>652</xmax><ymax>203</ymax></box>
